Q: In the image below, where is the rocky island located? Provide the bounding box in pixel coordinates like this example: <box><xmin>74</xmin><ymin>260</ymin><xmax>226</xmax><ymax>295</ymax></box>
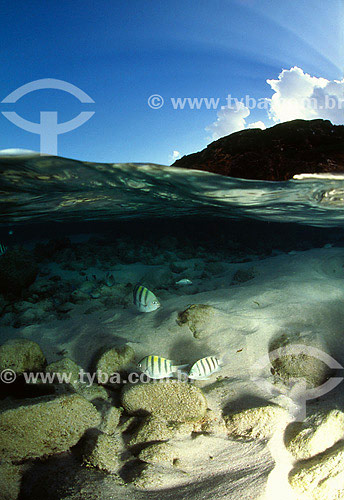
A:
<box><xmin>172</xmin><ymin>119</ymin><xmax>344</xmax><ymax>181</ymax></box>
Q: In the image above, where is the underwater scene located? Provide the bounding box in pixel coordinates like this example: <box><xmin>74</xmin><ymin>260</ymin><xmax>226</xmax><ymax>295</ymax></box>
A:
<box><xmin>2</xmin><ymin>151</ymin><xmax>344</xmax><ymax>499</ymax></box>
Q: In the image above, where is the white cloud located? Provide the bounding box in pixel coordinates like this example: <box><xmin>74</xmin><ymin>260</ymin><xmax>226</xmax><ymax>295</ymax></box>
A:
<box><xmin>205</xmin><ymin>66</ymin><xmax>344</xmax><ymax>143</ymax></box>
<box><xmin>247</xmin><ymin>121</ymin><xmax>266</xmax><ymax>130</ymax></box>
<box><xmin>206</xmin><ymin>101</ymin><xmax>251</xmax><ymax>140</ymax></box>
<box><xmin>267</xmin><ymin>66</ymin><xmax>344</xmax><ymax>124</ymax></box>
<box><xmin>169</xmin><ymin>150</ymin><xmax>181</xmax><ymax>162</ymax></box>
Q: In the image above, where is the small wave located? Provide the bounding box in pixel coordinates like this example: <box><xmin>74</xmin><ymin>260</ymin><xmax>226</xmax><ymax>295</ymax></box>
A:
<box><xmin>1</xmin><ymin>153</ymin><xmax>344</xmax><ymax>227</ymax></box>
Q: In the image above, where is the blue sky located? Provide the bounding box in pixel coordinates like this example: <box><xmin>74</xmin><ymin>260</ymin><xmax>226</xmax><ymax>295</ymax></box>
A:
<box><xmin>0</xmin><ymin>0</ymin><xmax>343</xmax><ymax>164</ymax></box>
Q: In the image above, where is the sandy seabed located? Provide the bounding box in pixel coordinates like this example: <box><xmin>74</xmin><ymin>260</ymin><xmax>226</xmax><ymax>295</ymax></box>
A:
<box><xmin>1</xmin><ymin>233</ymin><xmax>344</xmax><ymax>500</ymax></box>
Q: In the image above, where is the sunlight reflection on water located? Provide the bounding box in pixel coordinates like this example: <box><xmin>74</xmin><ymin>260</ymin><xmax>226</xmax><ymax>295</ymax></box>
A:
<box><xmin>0</xmin><ymin>152</ymin><xmax>344</xmax><ymax>227</ymax></box>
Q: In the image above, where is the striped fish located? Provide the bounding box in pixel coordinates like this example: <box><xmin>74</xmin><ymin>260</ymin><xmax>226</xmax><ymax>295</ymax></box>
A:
<box><xmin>133</xmin><ymin>284</ymin><xmax>160</xmax><ymax>313</ymax></box>
<box><xmin>0</xmin><ymin>243</ymin><xmax>7</xmax><ymax>256</ymax></box>
<box><xmin>188</xmin><ymin>356</ymin><xmax>222</xmax><ymax>380</ymax></box>
<box><xmin>138</xmin><ymin>355</ymin><xmax>188</xmax><ymax>379</ymax></box>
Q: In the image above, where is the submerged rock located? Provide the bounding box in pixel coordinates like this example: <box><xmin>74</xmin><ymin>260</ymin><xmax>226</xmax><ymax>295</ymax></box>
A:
<box><xmin>289</xmin><ymin>440</ymin><xmax>344</xmax><ymax>499</ymax></box>
<box><xmin>127</xmin><ymin>416</ymin><xmax>174</xmax><ymax>447</ymax></box>
<box><xmin>0</xmin><ymin>338</ymin><xmax>46</xmax><ymax>375</ymax></box>
<box><xmin>0</xmin><ymin>462</ymin><xmax>24</xmax><ymax>500</ymax></box>
<box><xmin>46</xmin><ymin>357</ymin><xmax>110</xmax><ymax>401</ymax></box>
<box><xmin>204</xmin><ymin>262</ymin><xmax>225</xmax><ymax>276</ymax></box>
<box><xmin>81</xmin><ymin>429</ymin><xmax>122</xmax><ymax>473</ymax></box>
<box><xmin>98</xmin><ymin>403</ymin><xmax>122</xmax><ymax>435</ymax></box>
<box><xmin>104</xmin><ymin>272</ymin><xmax>116</xmax><ymax>287</ymax></box>
<box><xmin>121</xmin><ymin>380</ymin><xmax>207</xmax><ymax>422</ymax></box>
<box><xmin>132</xmin><ymin>462</ymin><xmax>188</xmax><ymax>490</ymax></box>
<box><xmin>177</xmin><ymin>304</ymin><xmax>216</xmax><ymax>339</ymax></box>
<box><xmin>77</xmin><ymin>383</ymin><xmax>110</xmax><ymax>402</ymax></box>
<box><xmin>138</xmin><ymin>441</ymin><xmax>183</xmax><ymax>466</ymax></box>
<box><xmin>170</xmin><ymin>261</ymin><xmax>188</xmax><ymax>273</ymax></box>
<box><xmin>231</xmin><ymin>268</ymin><xmax>255</xmax><ymax>284</ymax></box>
<box><xmin>0</xmin><ymin>248</ymin><xmax>38</xmax><ymax>297</ymax></box>
<box><xmin>95</xmin><ymin>344</ymin><xmax>135</xmax><ymax>381</ymax></box>
<box><xmin>224</xmin><ymin>404</ymin><xmax>288</xmax><ymax>440</ymax></box>
<box><xmin>46</xmin><ymin>357</ymin><xmax>81</xmax><ymax>389</ymax></box>
<box><xmin>193</xmin><ymin>409</ymin><xmax>227</xmax><ymax>436</ymax></box>
<box><xmin>0</xmin><ymin>394</ymin><xmax>101</xmax><ymax>461</ymax></box>
<box><xmin>268</xmin><ymin>332</ymin><xmax>333</xmax><ymax>388</ymax></box>
<box><xmin>285</xmin><ymin>409</ymin><xmax>344</xmax><ymax>460</ymax></box>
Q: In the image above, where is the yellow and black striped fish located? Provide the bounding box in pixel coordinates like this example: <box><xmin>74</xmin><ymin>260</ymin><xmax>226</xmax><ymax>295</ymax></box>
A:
<box><xmin>188</xmin><ymin>356</ymin><xmax>222</xmax><ymax>380</ymax></box>
<box><xmin>138</xmin><ymin>355</ymin><xmax>187</xmax><ymax>379</ymax></box>
<box><xmin>0</xmin><ymin>243</ymin><xmax>7</xmax><ymax>256</ymax></box>
<box><xmin>133</xmin><ymin>284</ymin><xmax>160</xmax><ymax>313</ymax></box>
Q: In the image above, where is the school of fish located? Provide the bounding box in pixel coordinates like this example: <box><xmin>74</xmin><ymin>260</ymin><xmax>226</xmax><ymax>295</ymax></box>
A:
<box><xmin>133</xmin><ymin>282</ymin><xmax>223</xmax><ymax>380</ymax></box>
<box><xmin>138</xmin><ymin>354</ymin><xmax>222</xmax><ymax>380</ymax></box>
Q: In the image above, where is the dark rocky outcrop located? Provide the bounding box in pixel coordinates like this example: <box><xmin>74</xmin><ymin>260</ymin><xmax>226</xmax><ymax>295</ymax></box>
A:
<box><xmin>172</xmin><ymin>119</ymin><xmax>344</xmax><ymax>181</ymax></box>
